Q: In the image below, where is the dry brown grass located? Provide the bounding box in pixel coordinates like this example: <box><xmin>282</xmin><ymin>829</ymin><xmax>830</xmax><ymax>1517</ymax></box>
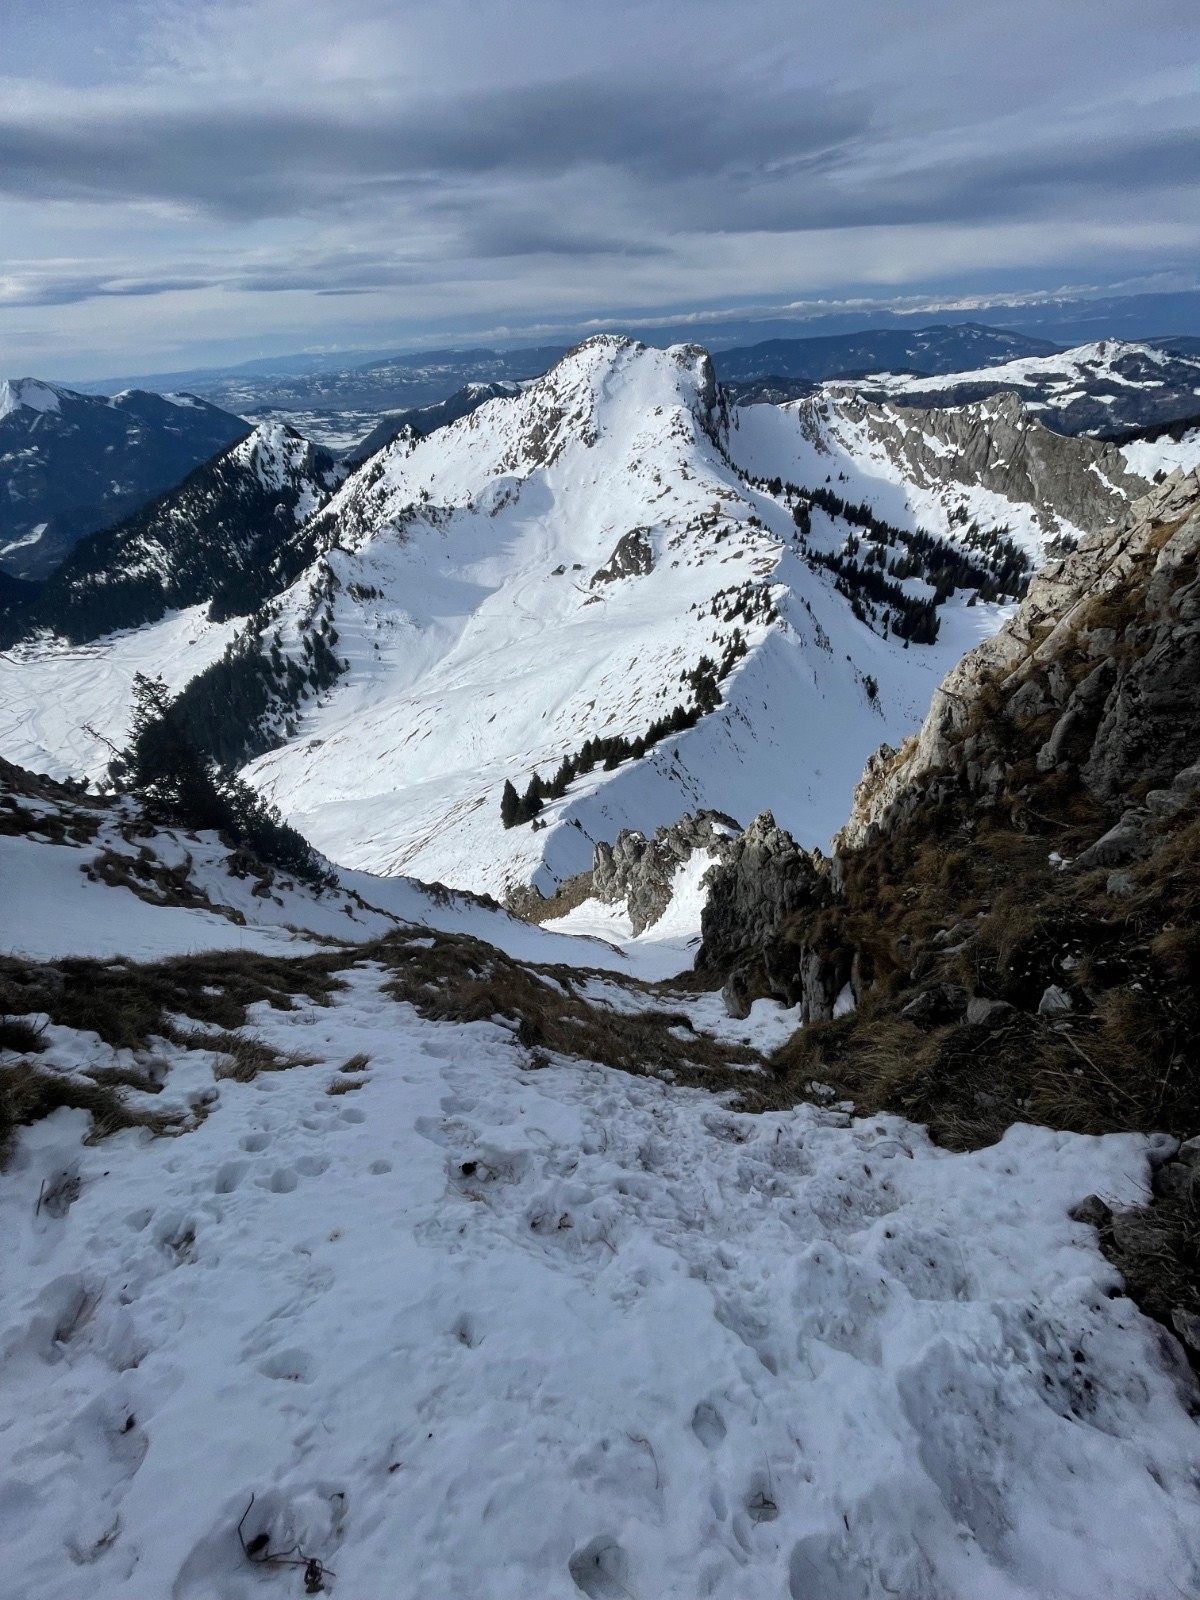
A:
<box><xmin>372</xmin><ymin>928</ymin><xmax>764</xmax><ymax>1094</ymax></box>
<box><xmin>211</xmin><ymin>1035</ymin><xmax>319</xmax><ymax>1083</ymax></box>
<box><xmin>0</xmin><ymin>947</ymin><xmax>347</xmax><ymax>1053</ymax></box>
<box><xmin>1</xmin><ymin>1059</ymin><xmax>179</xmax><ymax>1162</ymax></box>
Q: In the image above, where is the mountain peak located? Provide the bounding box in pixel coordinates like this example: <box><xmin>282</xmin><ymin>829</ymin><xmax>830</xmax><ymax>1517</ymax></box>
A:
<box><xmin>0</xmin><ymin>376</ymin><xmax>65</xmax><ymax>421</ymax></box>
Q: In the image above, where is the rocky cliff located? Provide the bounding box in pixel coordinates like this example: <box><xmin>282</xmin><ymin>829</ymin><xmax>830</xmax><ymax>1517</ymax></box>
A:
<box><xmin>698</xmin><ymin>465</ymin><xmax>1199</xmax><ymax>1129</ymax></box>
<box><xmin>695</xmin><ymin>467</ymin><xmax>1200</xmax><ymax>1357</ymax></box>
<box><xmin>839</xmin><ymin>466</ymin><xmax>1200</xmax><ymax>848</ymax></box>
<box><xmin>800</xmin><ymin>388</ymin><xmax>1147</xmax><ymax>541</ymax></box>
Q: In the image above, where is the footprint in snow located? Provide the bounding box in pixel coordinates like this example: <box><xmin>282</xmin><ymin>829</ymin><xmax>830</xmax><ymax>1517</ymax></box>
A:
<box><xmin>451</xmin><ymin>1311</ymin><xmax>482</xmax><ymax>1348</ymax></box>
<box><xmin>257</xmin><ymin>1347</ymin><xmax>316</xmax><ymax>1383</ymax></box>
<box><xmin>568</xmin><ymin>1535</ymin><xmax>632</xmax><ymax>1600</ymax></box>
<box><xmin>212</xmin><ymin>1160</ymin><xmax>248</xmax><ymax>1194</ymax></box>
<box><xmin>690</xmin><ymin>1401</ymin><xmax>727</xmax><ymax>1450</ymax></box>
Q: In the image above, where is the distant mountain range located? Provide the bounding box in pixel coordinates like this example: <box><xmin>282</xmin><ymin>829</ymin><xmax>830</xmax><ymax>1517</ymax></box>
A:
<box><xmin>0</xmin><ymin>379</ymin><xmax>250</xmax><ymax>580</ymax></box>
<box><xmin>62</xmin><ymin>299</ymin><xmax>1200</xmax><ymax>433</ymax></box>
<box><xmin>7</xmin><ymin>322</ymin><xmax>1200</xmax><ymax>597</ymax></box>
<box><xmin>711</xmin><ymin>323</ymin><xmax>1061</xmax><ymax>382</ymax></box>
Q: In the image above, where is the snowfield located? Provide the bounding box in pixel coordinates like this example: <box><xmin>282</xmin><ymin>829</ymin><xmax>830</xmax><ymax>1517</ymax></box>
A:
<box><xmin>4</xmin><ymin>962</ymin><xmax>1199</xmax><ymax>1600</ymax></box>
<box><xmin>0</xmin><ymin>606</ymin><xmax>240</xmax><ymax>784</ymax></box>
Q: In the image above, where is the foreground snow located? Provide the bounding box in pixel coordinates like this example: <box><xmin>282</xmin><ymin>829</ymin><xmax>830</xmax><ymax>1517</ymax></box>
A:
<box><xmin>0</xmin><ymin>778</ymin><xmax>639</xmax><ymax>972</ymax></box>
<box><xmin>3</xmin><ymin>967</ymin><xmax>1198</xmax><ymax>1600</ymax></box>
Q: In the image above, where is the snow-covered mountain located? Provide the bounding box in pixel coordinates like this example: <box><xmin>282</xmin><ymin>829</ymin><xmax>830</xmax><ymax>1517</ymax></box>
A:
<box><xmin>3</xmin><ymin>350</ymin><xmax>1200</xmax><ymax>1600</ymax></box>
<box><xmin>0</xmin><ymin>336</ymin><xmax>1174</xmax><ymax>906</ymax></box>
<box><xmin>0</xmin><ymin>380</ymin><xmax>251</xmax><ymax>580</ymax></box>
<box><xmin>0</xmin><ymin>424</ymin><xmax>343</xmax><ymax>648</ymax></box>
<box><xmin>854</xmin><ymin>338</ymin><xmax>1200</xmax><ymax>436</ymax></box>
<box><xmin>726</xmin><ymin>386</ymin><xmax>1150</xmax><ymax>553</ymax></box>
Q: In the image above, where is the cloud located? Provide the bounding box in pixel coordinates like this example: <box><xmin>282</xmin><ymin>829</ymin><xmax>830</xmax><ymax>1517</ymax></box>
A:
<box><xmin>0</xmin><ymin>80</ymin><xmax>870</xmax><ymax>220</ymax></box>
<box><xmin>0</xmin><ymin>0</ymin><xmax>1197</xmax><ymax>372</ymax></box>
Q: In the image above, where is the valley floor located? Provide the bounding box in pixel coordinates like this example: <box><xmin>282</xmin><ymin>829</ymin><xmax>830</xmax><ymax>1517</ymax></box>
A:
<box><xmin>3</xmin><ymin>957</ymin><xmax>1199</xmax><ymax>1599</ymax></box>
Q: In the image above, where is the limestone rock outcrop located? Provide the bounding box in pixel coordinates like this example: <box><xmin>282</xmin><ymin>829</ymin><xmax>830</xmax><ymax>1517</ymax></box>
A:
<box><xmin>838</xmin><ymin>467</ymin><xmax>1200</xmax><ymax>851</ymax></box>
<box><xmin>592</xmin><ymin>809</ymin><xmax>740</xmax><ymax>936</ymax></box>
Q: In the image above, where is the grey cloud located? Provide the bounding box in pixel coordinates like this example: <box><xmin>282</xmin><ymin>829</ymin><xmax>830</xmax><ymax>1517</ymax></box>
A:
<box><xmin>0</xmin><ymin>78</ymin><xmax>870</xmax><ymax>219</ymax></box>
<box><xmin>1</xmin><ymin>76</ymin><xmax>1194</xmax><ymax>252</ymax></box>
<box><xmin>1</xmin><ymin>0</ymin><xmax>1197</xmax><ymax>372</ymax></box>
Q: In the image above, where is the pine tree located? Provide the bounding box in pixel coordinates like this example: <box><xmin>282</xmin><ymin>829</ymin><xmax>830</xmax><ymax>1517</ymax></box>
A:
<box><xmin>500</xmin><ymin>779</ymin><xmax>521</xmax><ymax>829</ymax></box>
<box><xmin>115</xmin><ymin>673</ymin><xmax>334</xmax><ymax>889</ymax></box>
<box><xmin>522</xmin><ymin>773</ymin><xmax>544</xmax><ymax>819</ymax></box>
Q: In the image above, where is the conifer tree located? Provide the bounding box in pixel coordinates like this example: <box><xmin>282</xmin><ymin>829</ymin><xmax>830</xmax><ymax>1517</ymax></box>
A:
<box><xmin>500</xmin><ymin>779</ymin><xmax>521</xmax><ymax>829</ymax></box>
<box><xmin>522</xmin><ymin>773</ymin><xmax>544</xmax><ymax>819</ymax></box>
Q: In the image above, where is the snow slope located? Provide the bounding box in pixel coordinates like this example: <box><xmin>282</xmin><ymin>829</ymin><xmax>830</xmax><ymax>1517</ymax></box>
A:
<box><xmin>1120</xmin><ymin>425</ymin><xmax>1200</xmax><ymax>481</ymax></box>
<box><xmin>0</xmin><ymin>760</ymin><xmax>637</xmax><ymax>971</ymax></box>
<box><xmin>0</xmin><ymin>607</ymin><xmax>240</xmax><ymax>782</ymax></box>
<box><xmin>0</xmin><ymin>337</ymin><xmax>1159</xmax><ymax>911</ymax></box>
<box><xmin>4</xmin><ymin>967</ymin><xmax>1198</xmax><ymax>1599</ymax></box>
<box><xmin>228</xmin><ymin>338</ymin><xmax>1014</xmax><ymax>897</ymax></box>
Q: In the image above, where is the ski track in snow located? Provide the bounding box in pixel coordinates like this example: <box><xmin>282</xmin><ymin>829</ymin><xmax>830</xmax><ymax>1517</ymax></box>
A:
<box><xmin>3</xmin><ymin>966</ymin><xmax>1198</xmax><ymax>1600</ymax></box>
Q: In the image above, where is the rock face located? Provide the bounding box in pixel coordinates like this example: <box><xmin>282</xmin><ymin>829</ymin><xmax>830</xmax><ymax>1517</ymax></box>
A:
<box><xmin>697</xmin><ymin>466</ymin><xmax>1200</xmax><ymax>1084</ymax></box>
<box><xmin>590</xmin><ymin>527</ymin><xmax>654</xmax><ymax>586</ymax></box>
<box><xmin>800</xmin><ymin>388</ymin><xmax>1147</xmax><ymax>542</ymax></box>
<box><xmin>839</xmin><ymin>467</ymin><xmax>1200</xmax><ymax>850</ymax></box>
<box><xmin>696</xmin><ymin>813</ymin><xmax>831</xmax><ymax>1018</ymax></box>
<box><xmin>592</xmin><ymin>810</ymin><xmax>740</xmax><ymax>935</ymax></box>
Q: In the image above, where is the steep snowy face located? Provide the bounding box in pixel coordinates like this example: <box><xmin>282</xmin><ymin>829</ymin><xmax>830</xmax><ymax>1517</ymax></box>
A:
<box><xmin>227</xmin><ymin>337</ymin><xmax>1012</xmax><ymax>898</ymax></box>
<box><xmin>0</xmin><ymin>377</ymin><xmax>64</xmax><ymax>420</ymax></box>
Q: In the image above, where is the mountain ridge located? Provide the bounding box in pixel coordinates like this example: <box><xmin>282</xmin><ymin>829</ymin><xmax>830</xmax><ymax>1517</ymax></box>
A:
<box><xmin>0</xmin><ymin>381</ymin><xmax>251</xmax><ymax>580</ymax></box>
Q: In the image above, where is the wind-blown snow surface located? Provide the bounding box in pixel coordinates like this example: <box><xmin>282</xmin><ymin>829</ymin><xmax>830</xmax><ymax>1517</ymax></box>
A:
<box><xmin>4</xmin><ymin>978</ymin><xmax>1199</xmax><ymax>1599</ymax></box>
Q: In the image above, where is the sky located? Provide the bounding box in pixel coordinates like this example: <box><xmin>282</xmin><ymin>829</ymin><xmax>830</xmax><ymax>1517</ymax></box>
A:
<box><xmin>1</xmin><ymin>0</ymin><xmax>1198</xmax><ymax>379</ymax></box>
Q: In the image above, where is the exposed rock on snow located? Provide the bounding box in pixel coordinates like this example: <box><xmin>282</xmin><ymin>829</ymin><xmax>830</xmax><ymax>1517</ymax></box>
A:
<box><xmin>591</xmin><ymin>809</ymin><xmax>740</xmax><ymax>934</ymax></box>
<box><xmin>734</xmin><ymin>384</ymin><xmax>1147</xmax><ymax>556</ymax></box>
